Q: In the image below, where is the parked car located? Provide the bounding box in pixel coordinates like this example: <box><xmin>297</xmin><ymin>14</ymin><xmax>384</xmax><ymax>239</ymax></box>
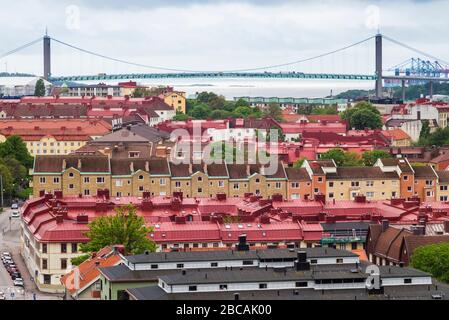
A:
<box><xmin>11</xmin><ymin>272</ymin><xmax>22</xmax><ymax>280</ymax></box>
<box><xmin>8</xmin><ymin>267</ymin><xmax>19</xmax><ymax>275</ymax></box>
<box><xmin>10</xmin><ymin>211</ymin><xmax>20</xmax><ymax>219</ymax></box>
<box><xmin>13</xmin><ymin>278</ymin><xmax>24</xmax><ymax>287</ymax></box>
<box><xmin>0</xmin><ymin>291</ymin><xmax>5</xmax><ymax>300</ymax></box>
<box><xmin>11</xmin><ymin>203</ymin><xmax>18</xmax><ymax>210</ymax></box>
<box><xmin>3</xmin><ymin>259</ymin><xmax>13</xmax><ymax>266</ymax></box>
<box><xmin>1</xmin><ymin>252</ymin><xmax>11</xmax><ymax>258</ymax></box>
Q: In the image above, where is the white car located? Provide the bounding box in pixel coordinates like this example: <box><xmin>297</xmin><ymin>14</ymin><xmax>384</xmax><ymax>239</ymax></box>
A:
<box><xmin>1</xmin><ymin>252</ymin><xmax>11</xmax><ymax>258</ymax></box>
<box><xmin>13</xmin><ymin>278</ymin><xmax>24</xmax><ymax>287</ymax></box>
<box><xmin>10</xmin><ymin>211</ymin><xmax>20</xmax><ymax>219</ymax></box>
<box><xmin>0</xmin><ymin>291</ymin><xmax>5</xmax><ymax>300</ymax></box>
<box><xmin>11</xmin><ymin>203</ymin><xmax>19</xmax><ymax>210</ymax></box>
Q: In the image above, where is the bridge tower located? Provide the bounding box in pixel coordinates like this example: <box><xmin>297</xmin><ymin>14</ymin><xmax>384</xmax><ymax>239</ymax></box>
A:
<box><xmin>43</xmin><ymin>32</ymin><xmax>51</xmax><ymax>80</ymax></box>
<box><xmin>375</xmin><ymin>33</ymin><xmax>383</xmax><ymax>98</ymax></box>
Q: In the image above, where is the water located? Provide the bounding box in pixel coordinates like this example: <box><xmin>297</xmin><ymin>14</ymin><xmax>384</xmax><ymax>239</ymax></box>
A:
<box><xmin>88</xmin><ymin>78</ymin><xmax>374</xmax><ymax>99</ymax></box>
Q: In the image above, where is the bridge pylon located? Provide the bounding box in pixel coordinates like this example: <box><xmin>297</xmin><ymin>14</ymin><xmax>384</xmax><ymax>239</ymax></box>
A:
<box><xmin>375</xmin><ymin>33</ymin><xmax>383</xmax><ymax>98</ymax></box>
<box><xmin>43</xmin><ymin>33</ymin><xmax>51</xmax><ymax>80</ymax></box>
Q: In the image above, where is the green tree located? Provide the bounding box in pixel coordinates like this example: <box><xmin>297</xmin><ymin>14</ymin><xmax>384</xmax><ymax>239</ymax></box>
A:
<box><xmin>173</xmin><ymin>111</ymin><xmax>189</xmax><ymax>121</ymax></box>
<box><xmin>420</xmin><ymin>120</ymin><xmax>431</xmax><ymax>140</ymax></box>
<box><xmin>362</xmin><ymin>150</ymin><xmax>391</xmax><ymax>167</ymax></box>
<box><xmin>80</xmin><ymin>205</ymin><xmax>156</xmax><ymax>255</ymax></box>
<box><xmin>0</xmin><ymin>136</ymin><xmax>34</xmax><ymax>168</ymax></box>
<box><xmin>234</xmin><ymin>98</ymin><xmax>250</xmax><ymax>109</ymax></box>
<box><xmin>71</xmin><ymin>254</ymin><xmax>91</xmax><ymax>266</ymax></box>
<box><xmin>411</xmin><ymin>243</ymin><xmax>449</xmax><ymax>283</ymax></box>
<box><xmin>293</xmin><ymin>158</ymin><xmax>307</xmax><ymax>169</ymax></box>
<box><xmin>320</xmin><ymin>149</ymin><xmax>363</xmax><ymax>167</ymax></box>
<box><xmin>34</xmin><ymin>79</ymin><xmax>46</xmax><ymax>97</ymax></box>
<box><xmin>189</xmin><ymin>104</ymin><xmax>212</xmax><ymax>119</ymax></box>
<box><xmin>233</xmin><ymin>106</ymin><xmax>253</xmax><ymax>118</ymax></box>
<box><xmin>0</xmin><ymin>164</ymin><xmax>14</xmax><ymax>194</ymax></box>
<box><xmin>263</xmin><ymin>103</ymin><xmax>284</xmax><ymax>121</ymax></box>
<box><xmin>350</xmin><ymin>109</ymin><xmax>383</xmax><ymax>130</ymax></box>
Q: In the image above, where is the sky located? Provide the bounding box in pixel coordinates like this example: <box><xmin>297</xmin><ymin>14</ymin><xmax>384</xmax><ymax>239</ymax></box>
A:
<box><xmin>0</xmin><ymin>0</ymin><xmax>449</xmax><ymax>77</ymax></box>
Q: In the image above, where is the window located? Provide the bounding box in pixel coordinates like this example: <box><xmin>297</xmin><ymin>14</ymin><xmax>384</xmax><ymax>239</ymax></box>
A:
<box><xmin>198</xmin><ymin>177</ymin><xmax>203</xmax><ymax>182</ymax></box>
<box><xmin>42</xmin><ymin>244</ymin><xmax>47</xmax><ymax>254</ymax></box>
<box><xmin>366</xmin><ymin>181</ymin><xmax>374</xmax><ymax>187</ymax></box>
<box><xmin>84</xmin><ymin>189</ymin><xmax>90</xmax><ymax>196</ymax></box>
<box><xmin>441</xmin><ymin>196</ymin><xmax>448</xmax><ymax>201</ymax></box>
<box><xmin>43</xmin><ymin>275</ymin><xmax>51</xmax><ymax>285</ymax></box>
<box><xmin>139</xmin><ymin>186</ymin><xmax>145</xmax><ymax>192</ymax></box>
<box><xmin>404</xmin><ymin>278</ymin><xmax>412</xmax><ymax>284</ymax></box>
<box><xmin>426</xmin><ymin>191</ymin><xmax>434</xmax><ymax>197</ymax></box>
<box><xmin>426</xmin><ymin>180</ymin><xmax>434</xmax><ymax>186</ymax></box>
<box><xmin>403</xmin><ymin>175</ymin><xmax>409</xmax><ymax>181</ymax></box>
<box><xmin>243</xmin><ymin>260</ymin><xmax>254</xmax><ymax>266</ymax></box>
<box><xmin>441</xmin><ymin>186</ymin><xmax>448</xmax><ymax>191</ymax></box>
<box><xmin>219</xmin><ymin>285</ymin><xmax>228</xmax><ymax>290</ymax></box>
<box><xmin>175</xmin><ymin>182</ymin><xmax>181</xmax><ymax>188</ymax></box>
<box><xmin>407</xmin><ymin>186</ymin><xmax>412</xmax><ymax>192</ymax></box>
<box><xmin>255</xmin><ymin>179</ymin><xmax>260</xmax><ymax>184</ymax></box>
<box><xmin>138</xmin><ymin>175</ymin><xmax>144</xmax><ymax>181</ymax></box>
<box><xmin>116</xmin><ymin>180</ymin><xmax>123</xmax><ymax>187</ymax></box>
<box><xmin>352</xmin><ymin>242</ymin><xmax>358</xmax><ymax>250</ymax></box>
<box><xmin>42</xmin><ymin>259</ymin><xmax>48</xmax><ymax>270</ymax></box>
<box><xmin>328</xmin><ymin>182</ymin><xmax>334</xmax><ymax>188</ymax></box>
<box><xmin>69</xmin><ymin>172</ymin><xmax>75</xmax><ymax>178</ymax></box>
<box><xmin>366</xmin><ymin>192</ymin><xmax>375</xmax><ymax>198</ymax></box>
<box><xmin>97</xmin><ymin>177</ymin><xmax>105</xmax><ymax>184</ymax></box>
<box><xmin>72</xmin><ymin>243</ymin><xmax>78</xmax><ymax>253</ymax></box>
<box><xmin>292</xmin><ymin>182</ymin><xmax>300</xmax><ymax>189</ymax></box>
<box><xmin>39</xmin><ymin>177</ymin><xmax>46</xmax><ymax>184</ymax></box>
<box><xmin>69</xmin><ymin>184</ymin><xmax>75</xmax><ymax>190</ymax></box>
<box><xmin>189</xmin><ymin>286</ymin><xmax>198</xmax><ymax>292</ymax></box>
<box><xmin>211</xmin><ymin>262</ymin><xmax>218</xmax><ymax>268</ymax></box>
<box><xmin>198</xmin><ymin>188</ymin><xmax>203</xmax><ymax>193</ymax></box>
<box><xmin>218</xmin><ymin>181</ymin><xmax>225</xmax><ymax>188</ymax></box>
<box><xmin>84</xmin><ymin>177</ymin><xmax>90</xmax><ymax>183</ymax></box>
<box><xmin>336</xmin><ymin>258</ymin><xmax>344</xmax><ymax>264</ymax></box>
<box><xmin>233</xmin><ymin>184</ymin><xmax>239</xmax><ymax>190</ymax></box>
<box><xmin>53</xmin><ymin>177</ymin><xmax>60</xmax><ymax>184</ymax></box>
<box><xmin>259</xmin><ymin>284</ymin><xmax>268</xmax><ymax>289</ymax></box>
<box><xmin>177</xmin><ymin>264</ymin><xmax>184</xmax><ymax>269</ymax></box>
<box><xmin>295</xmin><ymin>282</ymin><xmax>308</xmax><ymax>288</ymax></box>
<box><xmin>328</xmin><ymin>193</ymin><xmax>334</xmax><ymax>198</ymax></box>
<box><xmin>61</xmin><ymin>259</ymin><xmax>68</xmax><ymax>270</ymax></box>
<box><xmin>318</xmin><ymin>177</ymin><xmax>323</xmax><ymax>183</ymax></box>
<box><xmin>275</xmin><ymin>182</ymin><xmax>282</xmax><ymax>189</ymax></box>
<box><xmin>310</xmin><ymin>259</ymin><xmax>318</xmax><ymax>264</ymax></box>
<box><xmin>160</xmin><ymin>179</ymin><xmax>166</xmax><ymax>186</ymax></box>
<box><xmin>351</xmin><ymin>182</ymin><xmax>360</xmax><ymax>187</ymax></box>
<box><xmin>151</xmin><ymin>265</ymin><xmax>159</xmax><ymax>270</ymax></box>
<box><xmin>61</xmin><ymin>244</ymin><xmax>67</xmax><ymax>253</ymax></box>
<box><xmin>129</xmin><ymin>152</ymin><xmax>140</xmax><ymax>158</ymax></box>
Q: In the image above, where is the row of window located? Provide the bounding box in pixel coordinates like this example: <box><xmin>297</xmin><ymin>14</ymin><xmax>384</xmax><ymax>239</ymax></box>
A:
<box><xmin>39</xmin><ymin>176</ymin><xmax>105</xmax><ymax>184</ymax></box>
<box><xmin>41</xmin><ymin>243</ymin><xmax>78</xmax><ymax>254</ymax></box>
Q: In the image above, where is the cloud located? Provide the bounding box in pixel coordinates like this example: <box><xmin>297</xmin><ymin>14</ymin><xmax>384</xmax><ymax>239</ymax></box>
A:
<box><xmin>0</xmin><ymin>0</ymin><xmax>448</xmax><ymax>76</ymax></box>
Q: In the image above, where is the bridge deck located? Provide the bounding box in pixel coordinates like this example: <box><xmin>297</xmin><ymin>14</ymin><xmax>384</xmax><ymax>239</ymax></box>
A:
<box><xmin>49</xmin><ymin>72</ymin><xmax>377</xmax><ymax>82</ymax></box>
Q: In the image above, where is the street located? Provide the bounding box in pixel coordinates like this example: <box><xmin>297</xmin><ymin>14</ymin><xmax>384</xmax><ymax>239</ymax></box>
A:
<box><xmin>0</xmin><ymin>207</ymin><xmax>61</xmax><ymax>300</ymax></box>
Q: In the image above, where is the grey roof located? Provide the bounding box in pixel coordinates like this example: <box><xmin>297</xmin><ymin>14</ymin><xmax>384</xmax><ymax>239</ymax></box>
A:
<box><xmin>127</xmin><ymin>283</ymin><xmax>449</xmax><ymax>300</ymax></box>
<box><xmin>158</xmin><ymin>268</ymin><xmax>363</xmax><ymax>286</ymax></box>
<box><xmin>321</xmin><ymin>222</ymin><xmax>370</xmax><ymax>232</ymax></box>
<box><xmin>125</xmin><ymin>248</ymin><xmax>357</xmax><ymax>265</ymax></box>
<box><xmin>125</xmin><ymin>250</ymin><xmax>259</xmax><ymax>264</ymax></box>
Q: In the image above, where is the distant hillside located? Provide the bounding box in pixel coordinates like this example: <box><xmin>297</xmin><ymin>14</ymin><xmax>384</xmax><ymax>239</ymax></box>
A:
<box><xmin>333</xmin><ymin>83</ymin><xmax>449</xmax><ymax>101</ymax></box>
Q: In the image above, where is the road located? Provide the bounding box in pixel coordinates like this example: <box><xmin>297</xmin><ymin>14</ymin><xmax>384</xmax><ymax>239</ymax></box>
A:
<box><xmin>0</xmin><ymin>207</ymin><xmax>61</xmax><ymax>300</ymax></box>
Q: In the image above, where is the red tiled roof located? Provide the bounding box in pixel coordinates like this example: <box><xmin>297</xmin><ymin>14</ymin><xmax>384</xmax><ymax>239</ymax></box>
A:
<box><xmin>382</xmin><ymin>129</ymin><xmax>411</xmax><ymax>141</ymax></box>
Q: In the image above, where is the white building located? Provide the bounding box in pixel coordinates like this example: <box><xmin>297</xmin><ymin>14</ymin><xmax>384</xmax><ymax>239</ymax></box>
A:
<box><xmin>0</xmin><ymin>77</ymin><xmax>52</xmax><ymax>97</ymax></box>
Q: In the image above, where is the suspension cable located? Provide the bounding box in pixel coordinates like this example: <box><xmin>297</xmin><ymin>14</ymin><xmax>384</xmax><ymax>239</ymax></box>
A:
<box><xmin>51</xmin><ymin>35</ymin><xmax>376</xmax><ymax>73</ymax></box>
<box><xmin>0</xmin><ymin>37</ymin><xmax>43</xmax><ymax>60</ymax></box>
<box><xmin>383</xmin><ymin>34</ymin><xmax>449</xmax><ymax>66</ymax></box>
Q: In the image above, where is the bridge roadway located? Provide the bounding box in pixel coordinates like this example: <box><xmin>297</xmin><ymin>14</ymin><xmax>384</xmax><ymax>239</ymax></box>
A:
<box><xmin>49</xmin><ymin>72</ymin><xmax>377</xmax><ymax>82</ymax></box>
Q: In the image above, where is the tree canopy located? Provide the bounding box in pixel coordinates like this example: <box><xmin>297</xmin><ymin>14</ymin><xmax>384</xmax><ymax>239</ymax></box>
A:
<box><xmin>263</xmin><ymin>103</ymin><xmax>284</xmax><ymax>121</ymax></box>
<box><xmin>319</xmin><ymin>149</ymin><xmax>363</xmax><ymax>167</ymax></box>
<box><xmin>34</xmin><ymin>79</ymin><xmax>46</xmax><ymax>97</ymax></box>
<box><xmin>362</xmin><ymin>150</ymin><xmax>392</xmax><ymax>167</ymax></box>
<box><xmin>341</xmin><ymin>102</ymin><xmax>382</xmax><ymax>130</ymax></box>
<box><xmin>411</xmin><ymin>243</ymin><xmax>449</xmax><ymax>283</ymax></box>
<box><xmin>80</xmin><ymin>204</ymin><xmax>157</xmax><ymax>255</ymax></box>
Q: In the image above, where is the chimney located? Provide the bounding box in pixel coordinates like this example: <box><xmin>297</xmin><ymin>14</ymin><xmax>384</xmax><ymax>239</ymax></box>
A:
<box><xmin>145</xmin><ymin>161</ymin><xmax>150</xmax><ymax>172</ymax></box>
<box><xmin>188</xmin><ymin>164</ymin><xmax>193</xmax><ymax>175</ymax></box>
<box><xmin>130</xmin><ymin>162</ymin><xmax>135</xmax><ymax>173</ymax></box>
<box><xmin>77</xmin><ymin>159</ymin><xmax>82</xmax><ymax>170</ymax></box>
<box><xmin>295</xmin><ymin>251</ymin><xmax>310</xmax><ymax>271</ymax></box>
<box><xmin>246</xmin><ymin>165</ymin><xmax>251</xmax><ymax>177</ymax></box>
<box><xmin>62</xmin><ymin>159</ymin><xmax>67</xmax><ymax>171</ymax></box>
<box><xmin>381</xmin><ymin>220</ymin><xmax>390</xmax><ymax>232</ymax></box>
<box><xmin>203</xmin><ymin>164</ymin><xmax>208</xmax><ymax>175</ymax></box>
<box><xmin>236</xmin><ymin>234</ymin><xmax>250</xmax><ymax>252</ymax></box>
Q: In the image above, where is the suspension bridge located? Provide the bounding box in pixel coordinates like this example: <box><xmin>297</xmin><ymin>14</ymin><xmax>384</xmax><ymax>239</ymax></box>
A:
<box><xmin>1</xmin><ymin>32</ymin><xmax>449</xmax><ymax>99</ymax></box>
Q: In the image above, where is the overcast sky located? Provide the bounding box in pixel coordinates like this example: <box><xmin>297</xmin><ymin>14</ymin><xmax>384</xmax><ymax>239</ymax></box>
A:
<box><xmin>1</xmin><ymin>0</ymin><xmax>448</xmax><ymax>76</ymax></box>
